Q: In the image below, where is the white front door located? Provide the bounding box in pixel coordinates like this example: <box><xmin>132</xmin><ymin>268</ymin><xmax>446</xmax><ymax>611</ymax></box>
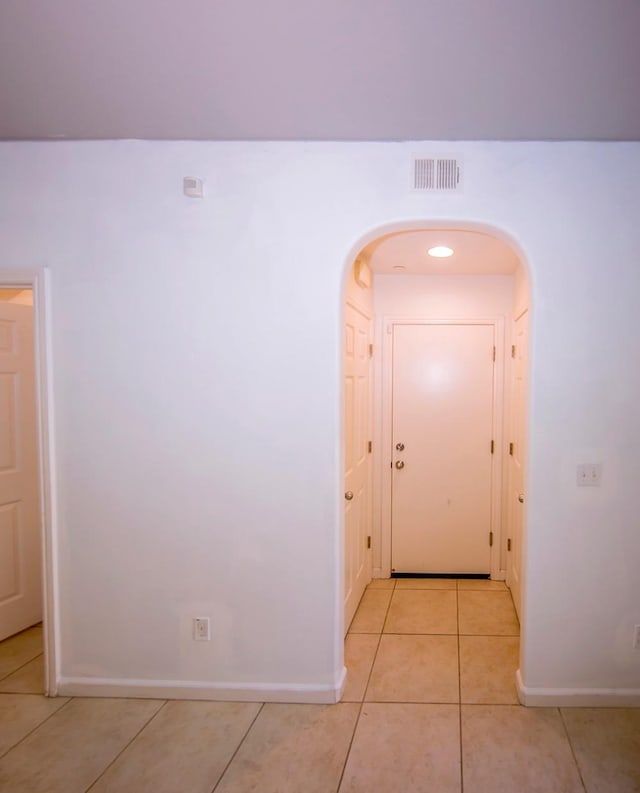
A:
<box><xmin>0</xmin><ymin>300</ymin><xmax>42</xmax><ymax>640</ymax></box>
<box><xmin>506</xmin><ymin>309</ymin><xmax>528</xmax><ymax>619</ymax></box>
<box><xmin>344</xmin><ymin>302</ymin><xmax>372</xmax><ymax>630</ymax></box>
<box><xmin>391</xmin><ymin>323</ymin><xmax>495</xmax><ymax>574</ymax></box>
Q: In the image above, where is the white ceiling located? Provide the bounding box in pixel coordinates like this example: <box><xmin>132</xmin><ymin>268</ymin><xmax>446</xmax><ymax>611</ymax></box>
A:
<box><xmin>363</xmin><ymin>230</ymin><xmax>520</xmax><ymax>275</ymax></box>
<box><xmin>1</xmin><ymin>0</ymin><xmax>639</xmax><ymax>142</ymax></box>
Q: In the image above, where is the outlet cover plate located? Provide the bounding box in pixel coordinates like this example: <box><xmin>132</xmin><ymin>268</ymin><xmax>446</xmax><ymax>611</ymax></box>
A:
<box><xmin>193</xmin><ymin>617</ymin><xmax>210</xmax><ymax>641</ymax></box>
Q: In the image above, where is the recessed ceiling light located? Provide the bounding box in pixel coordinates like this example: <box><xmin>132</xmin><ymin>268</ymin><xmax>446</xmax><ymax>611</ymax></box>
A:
<box><xmin>428</xmin><ymin>246</ymin><xmax>454</xmax><ymax>258</ymax></box>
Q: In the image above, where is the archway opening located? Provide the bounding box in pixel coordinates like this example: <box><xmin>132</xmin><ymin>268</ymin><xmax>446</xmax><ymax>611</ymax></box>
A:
<box><xmin>340</xmin><ymin>220</ymin><xmax>531</xmax><ymax>699</ymax></box>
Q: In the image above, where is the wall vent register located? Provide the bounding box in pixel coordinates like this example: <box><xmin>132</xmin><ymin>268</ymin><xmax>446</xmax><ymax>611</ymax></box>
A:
<box><xmin>412</xmin><ymin>157</ymin><xmax>463</xmax><ymax>192</ymax></box>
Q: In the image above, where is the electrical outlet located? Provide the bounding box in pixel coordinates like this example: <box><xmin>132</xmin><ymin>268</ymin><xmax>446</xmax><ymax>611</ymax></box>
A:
<box><xmin>193</xmin><ymin>617</ymin><xmax>210</xmax><ymax>641</ymax></box>
<box><xmin>634</xmin><ymin>625</ymin><xmax>640</xmax><ymax>650</ymax></box>
<box><xmin>576</xmin><ymin>463</ymin><xmax>602</xmax><ymax>487</ymax></box>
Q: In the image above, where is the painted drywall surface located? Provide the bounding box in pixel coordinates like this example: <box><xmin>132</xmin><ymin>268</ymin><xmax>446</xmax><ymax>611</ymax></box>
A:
<box><xmin>0</xmin><ymin>141</ymin><xmax>638</xmax><ymax>697</ymax></box>
<box><xmin>373</xmin><ymin>273</ymin><xmax>514</xmax><ymax>316</ymax></box>
<box><xmin>0</xmin><ymin>288</ymin><xmax>33</xmax><ymax>304</ymax></box>
<box><xmin>372</xmin><ymin>274</ymin><xmax>515</xmax><ymax>576</ymax></box>
<box><xmin>513</xmin><ymin>261</ymin><xmax>529</xmax><ymax>319</ymax></box>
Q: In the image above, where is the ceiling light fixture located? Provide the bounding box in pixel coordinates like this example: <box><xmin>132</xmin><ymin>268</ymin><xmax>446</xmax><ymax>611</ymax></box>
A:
<box><xmin>428</xmin><ymin>245</ymin><xmax>454</xmax><ymax>258</ymax></box>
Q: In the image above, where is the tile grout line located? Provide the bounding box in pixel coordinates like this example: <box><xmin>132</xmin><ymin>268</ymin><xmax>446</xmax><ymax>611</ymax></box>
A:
<box><xmin>361</xmin><ymin>578</ymin><xmax>395</xmax><ymax>701</ymax></box>
<box><xmin>211</xmin><ymin>702</ymin><xmax>265</xmax><ymax>793</ymax></box>
<box><xmin>0</xmin><ymin>693</ymin><xmax>74</xmax><ymax>761</ymax></box>
<box><xmin>353</xmin><ymin>697</ymin><xmax>462</xmax><ymax>704</ymax></box>
<box><xmin>558</xmin><ymin>707</ymin><xmax>589</xmax><ymax>793</ymax></box>
<box><xmin>349</xmin><ymin>632</ymin><xmax>518</xmax><ymax>637</ymax></box>
<box><xmin>334</xmin><ymin>700</ymin><xmax>366</xmax><ymax>792</ymax></box>
<box><xmin>0</xmin><ymin>651</ymin><xmax>44</xmax><ymax>685</ymax></box>
<box><xmin>378</xmin><ymin>578</ymin><xmax>396</xmax><ymax>636</ymax></box>
<box><xmin>456</xmin><ymin>581</ymin><xmax>465</xmax><ymax>793</ymax></box>
<box><xmin>335</xmin><ymin>579</ymin><xmax>396</xmax><ymax>793</ymax></box>
<box><xmin>84</xmin><ymin>699</ymin><xmax>169</xmax><ymax>793</ymax></box>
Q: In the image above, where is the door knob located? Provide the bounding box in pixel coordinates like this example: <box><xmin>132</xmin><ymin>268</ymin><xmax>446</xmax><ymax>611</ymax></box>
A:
<box><xmin>395</xmin><ymin>460</ymin><xmax>405</xmax><ymax>470</ymax></box>
<box><xmin>395</xmin><ymin>442</ymin><xmax>405</xmax><ymax>451</ymax></box>
<box><xmin>518</xmin><ymin>493</ymin><xmax>524</xmax><ymax>503</ymax></box>
<box><xmin>345</xmin><ymin>491</ymin><xmax>354</xmax><ymax>501</ymax></box>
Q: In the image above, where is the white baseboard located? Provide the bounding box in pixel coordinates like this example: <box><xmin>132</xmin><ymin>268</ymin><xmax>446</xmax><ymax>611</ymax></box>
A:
<box><xmin>58</xmin><ymin>667</ymin><xmax>347</xmax><ymax>705</ymax></box>
<box><xmin>516</xmin><ymin>669</ymin><xmax>640</xmax><ymax>707</ymax></box>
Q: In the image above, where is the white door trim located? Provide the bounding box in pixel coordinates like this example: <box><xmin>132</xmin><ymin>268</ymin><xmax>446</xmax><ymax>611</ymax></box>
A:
<box><xmin>378</xmin><ymin>316</ymin><xmax>506</xmax><ymax>580</ymax></box>
<box><xmin>0</xmin><ymin>269</ymin><xmax>58</xmax><ymax>696</ymax></box>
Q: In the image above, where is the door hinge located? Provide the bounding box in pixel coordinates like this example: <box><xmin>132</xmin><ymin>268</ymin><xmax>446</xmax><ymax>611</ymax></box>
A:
<box><xmin>368</xmin><ymin>343</ymin><xmax>374</xmax><ymax>358</ymax></box>
<box><xmin>368</xmin><ymin>440</ymin><xmax>372</xmax><ymax>453</ymax></box>
<box><xmin>509</xmin><ymin>442</ymin><xmax>514</xmax><ymax>456</ymax></box>
<box><xmin>511</xmin><ymin>344</ymin><xmax>516</xmax><ymax>358</ymax></box>
<box><xmin>367</xmin><ymin>535</ymin><xmax>371</xmax><ymax>549</ymax></box>
<box><xmin>492</xmin><ymin>345</ymin><xmax>496</xmax><ymax>362</ymax></box>
<box><xmin>491</xmin><ymin>440</ymin><xmax>495</xmax><ymax>454</ymax></box>
<box><xmin>489</xmin><ymin>531</ymin><xmax>494</xmax><ymax>547</ymax></box>
<box><xmin>507</xmin><ymin>538</ymin><xmax>512</xmax><ymax>552</ymax></box>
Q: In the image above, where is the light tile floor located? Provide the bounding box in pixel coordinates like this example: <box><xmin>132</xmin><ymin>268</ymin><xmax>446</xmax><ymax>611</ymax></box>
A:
<box><xmin>0</xmin><ymin>582</ymin><xmax>638</xmax><ymax>792</ymax></box>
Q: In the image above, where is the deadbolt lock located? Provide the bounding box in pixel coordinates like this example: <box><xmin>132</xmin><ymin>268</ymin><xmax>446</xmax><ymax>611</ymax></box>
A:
<box><xmin>395</xmin><ymin>442</ymin><xmax>405</xmax><ymax>451</ymax></box>
<box><xmin>345</xmin><ymin>491</ymin><xmax>354</xmax><ymax>501</ymax></box>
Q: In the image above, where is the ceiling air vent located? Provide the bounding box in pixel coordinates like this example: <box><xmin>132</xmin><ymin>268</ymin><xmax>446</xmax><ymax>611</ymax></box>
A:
<box><xmin>412</xmin><ymin>156</ymin><xmax>463</xmax><ymax>192</ymax></box>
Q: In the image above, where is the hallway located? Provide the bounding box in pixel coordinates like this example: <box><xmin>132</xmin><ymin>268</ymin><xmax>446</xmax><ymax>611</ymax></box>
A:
<box><xmin>0</xmin><ymin>583</ymin><xmax>638</xmax><ymax>792</ymax></box>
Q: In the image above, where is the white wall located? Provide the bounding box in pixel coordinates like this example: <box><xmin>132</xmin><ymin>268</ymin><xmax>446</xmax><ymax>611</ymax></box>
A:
<box><xmin>371</xmin><ymin>274</ymin><xmax>515</xmax><ymax>577</ymax></box>
<box><xmin>0</xmin><ymin>140</ymin><xmax>638</xmax><ymax>704</ymax></box>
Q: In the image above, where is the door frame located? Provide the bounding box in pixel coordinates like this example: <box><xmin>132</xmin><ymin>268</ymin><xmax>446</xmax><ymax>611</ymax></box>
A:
<box><xmin>505</xmin><ymin>305</ymin><xmax>529</xmax><ymax>618</ymax></box>
<box><xmin>0</xmin><ymin>268</ymin><xmax>57</xmax><ymax>695</ymax></box>
<box><xmin>377</xmin><ymin>316</ymin><xmax>506</xmax><ymax>579</ymax></box>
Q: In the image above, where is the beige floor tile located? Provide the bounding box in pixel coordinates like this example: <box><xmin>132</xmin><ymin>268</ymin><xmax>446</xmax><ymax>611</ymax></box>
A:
<box><xmin>339</xmin><ymin>703</ymin><xmax>461</xmax><ymax>793</ymax></box>
<box><xmin>0</xmin><ymin>694</ymin><xmax>69</xmax><ymax>757</ymax></box>
<box><xmin>395</xmin><ymin>577</ymin><xmax>457</xmax><ymax>590</ymax></box>
<box><xmin>349</xmin><ymin>589</ymin><xmax>392</xmax><ymax>633</ymax></box>
<box><xmin>457</xmin><ymin>579</ymin><xmax>507</xmax><ymax>591</ymax></box>
<box><xmin>0</xmin><ymin>626</ymin><xmax>43</xmax><ymax>681</ymax></box>
<box><xmin>0</xmin><ymin>655</ymin><xmax>43</xmax><ymax>694</ymax></box>
<box><xmin>366</xmin><ymin>634</ymin><xmax>459</xmax><ymax>703</ymax></box>
<box><xmin>0</xmin><ymin>697</ymin><xmax>163</xmax><ymax>793</ymax></box>
<box><xmin>366</xmin><ymin>579</ymin><xmax>395</xmax><ymax>590</ymax></box>
<box><xmin>90</xmin><ymin>700</ymin><xmax>260</xmax><ymax>793</ymax></box>
<box><xmin>343</xmin><ymin>634</ymin><xmax>379</xmax><ymax>702</ymax></box>
<box><xmin>384</xmin><ymin>589</ymin><xmax>458</xmax><ymax>634</ymax></box>
<box><xmin>458</xmin><ymin>591</ymin><xmax>519</xmax><ymax>635</ymax></box>
<box><xmin>461</xmin><ymin>705</ymin><xmax>584</xmax><ymax>793</ymax></box>
<box><xmin>561</xmin><ymin>708</ymin><xmax>640</xmax><ymax>793</ymax></box>
<box><xmin>215</xmin><ymin>703</ymin><xmax>360</xmax><ymax>793</ymax></box>
<box><xmin>459</xmin><ymin>636</ymin><xmax>519</xmax><ymax>704</ymax></box>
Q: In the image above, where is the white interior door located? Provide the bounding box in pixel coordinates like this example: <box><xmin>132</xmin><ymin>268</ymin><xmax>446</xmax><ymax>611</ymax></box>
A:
<box><xmin>506</xmin><ymin>309</ymin><xmax>528</xmax><ymax>619</ymax></box>
<box><xmin>344</xmin><ymin>303</ymin><xmax>372</xmax><ymax>630</ymax></box>
<box><xmin>391</xmin><ymin>323</ymin><xmax>495</xmax><ymax>574</ymax></box>
<box><xmin>0</xmin><ymin>300</ymin><xmax>42</xmax><ymax>640</ymax></box>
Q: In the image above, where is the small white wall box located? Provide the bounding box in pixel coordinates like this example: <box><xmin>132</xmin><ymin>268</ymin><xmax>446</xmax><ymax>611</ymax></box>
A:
<box><xmin>183</xmin><ymin>176</ymin><xmax>203</xmax><ymax>198</ymax></box>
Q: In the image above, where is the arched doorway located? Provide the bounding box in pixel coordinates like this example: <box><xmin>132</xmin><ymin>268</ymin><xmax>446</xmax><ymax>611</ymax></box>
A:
<box><xmin>341</xmin><ymin>220</ymin><xmax>531</xmax><ymax>681</ymax></box>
